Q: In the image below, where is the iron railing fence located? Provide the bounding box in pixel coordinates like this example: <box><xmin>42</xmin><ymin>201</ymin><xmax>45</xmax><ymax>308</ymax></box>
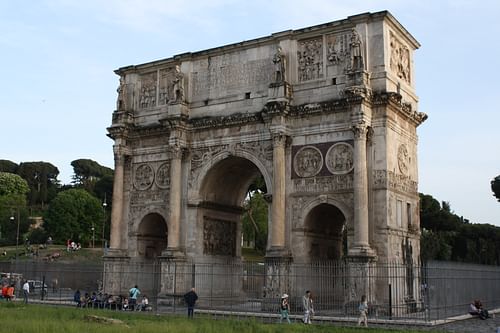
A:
<box><xmin>0</xmin><ymin>260</ymin><xmax>498</xmax><ymax>322</ymax></box>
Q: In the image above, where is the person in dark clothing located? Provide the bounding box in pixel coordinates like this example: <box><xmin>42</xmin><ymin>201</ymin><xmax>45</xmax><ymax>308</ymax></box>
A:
<box><xmin>183</xmin><ymin>287</ymin><xmax>198</xmax><ymax>318</ymax></box>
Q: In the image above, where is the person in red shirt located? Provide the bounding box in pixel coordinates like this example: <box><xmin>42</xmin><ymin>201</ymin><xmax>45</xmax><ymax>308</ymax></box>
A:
<box><xmin>2</xmin><ymin>284</ymin><xmax>8</xmax><ymax>299</ymax></box>
<box><xmin>6</xmin><ymin>284</ymin><xmax>15</xmax><ymax>301</ymax></box>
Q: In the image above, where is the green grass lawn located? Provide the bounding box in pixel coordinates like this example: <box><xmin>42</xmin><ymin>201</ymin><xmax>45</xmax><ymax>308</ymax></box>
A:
<box><xmin>0</xmin><ymin>303</ymin><xmax>440</xmax><ymax>333</ymax></box>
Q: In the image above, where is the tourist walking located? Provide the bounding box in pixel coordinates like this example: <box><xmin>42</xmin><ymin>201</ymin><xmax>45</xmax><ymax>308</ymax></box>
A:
<box><xmin>302</xmin><ymin>290</ymin><xmax>314</xmax><ymax>324</ymax></box>
<box><xmin>357</xmin><ymin>295</ymin><xmax>368</xmax><ymax>327</ymax></box>
<box><xmin>128</xmin><ymin>285</ymin><xmax>140</xmax><ymax>310</ymax></box>
<box><xmin>22</xmin><ymin>280</ymin><xmax>29</xmax><ymax>304</ymax></box>
<box><xmin>279</xmin><ymin>293</ymin><xmax>291</xmax><ymax>324</ymax></box>
<box><xmin>183</xmin><ymin>287</ymin><xmax>198</xmax><ymax>318</ymax></box>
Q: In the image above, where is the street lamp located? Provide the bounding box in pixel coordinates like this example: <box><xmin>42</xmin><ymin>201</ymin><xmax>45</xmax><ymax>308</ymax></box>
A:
<box><xmin>9</xmin><ymin>209</ymin><xmax>20</xmax><ymax>263</ymax></box>
<box><xmin>102</xmin><ymin>197</ymin><xmax>107</xmax><ymax>252</ymax></box>
<box><xmin>91</xmin><ymin>226</ymin><xmax>95</xmax><ymax>248</ymax></box>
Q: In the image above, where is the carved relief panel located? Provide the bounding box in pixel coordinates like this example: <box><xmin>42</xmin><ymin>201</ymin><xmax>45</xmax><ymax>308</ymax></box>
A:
<box><xmin>325</xmin><ymin>142</ymin><xmax>354</xmax><ymax>174</ymax></box>
<box><xmin>397</xmin><ymin>144</ymin><xmax>409</xmax><ymax>175</ymax></box>
<box><xmin>139</xmin><ymin>72</ymin><xmax>158</xmax><ymax>109</ymax></box>
<box><xmin>297</xmin><ymin>37</ymin><xmax>324</xmax><ymax>81</ymax></box>
<box><xmin>159</xmin><ymin>68</ymin><xmax>174</xmax><ymax>105</ymax></box>
<box><xmin>130</xmin><ymin>162</ymin><xmax>171</xmax><ymax>206</ymax></box>
<box><xmin>203</xmin><ymin>217</ymin><xmax>236</xmax><ymax>256</ymax></box>
<box><xmin>292</xmin><ymin>141</ymin><xmax>353</xmax><ymax>178</ymax></box>
<box><xmin>325</xmin><ymin>32</ymin><xmax>352</xmax><ymax>76</ymax></box>
<box><xmin>293</xmin><ymin>146</ymin><xmax>323</xmax><ymax>177</ymax></box>
<box><xmin>389</xmin><ymin>32</ymin><xmax>411</xmax><ymax>84</ymax></box>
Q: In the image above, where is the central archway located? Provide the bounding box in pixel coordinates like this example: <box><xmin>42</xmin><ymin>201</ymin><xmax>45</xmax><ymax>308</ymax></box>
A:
<box><xmin>198</xmin><ymin>155</ymin><xmax>269</xmax><ymax>260</ymax></box>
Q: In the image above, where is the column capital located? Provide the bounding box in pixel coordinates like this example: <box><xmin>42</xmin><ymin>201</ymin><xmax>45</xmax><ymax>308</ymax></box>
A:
<box><xmin>351</xmin><ymin>122</ymin><xmax>368</xmax><ymax>140</ymax></box>
<box><xmin>271</xmin><ymin>132</ymin><xmax>291</xmax><ymax>148</ymax></box>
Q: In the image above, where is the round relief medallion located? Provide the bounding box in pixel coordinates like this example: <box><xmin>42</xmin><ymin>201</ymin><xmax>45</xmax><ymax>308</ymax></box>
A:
<box><xmin>325</xmin><ymin>142</ymin><xmax>354</xmax><ymax>175</ymax></box>
<box><xmin>155</xmin><ymin>162</ymin><xmax>171</xmax><ymax>189</ymax></box>
<box><xmin>397</xmin><ymin>144</ymin><xmax>409</xmax><ymax>175</ymax></box>
<box><xmin>134</xmin><ymin>164</ymin><xmax>154</xmax><ymax>190</ymax></box>
<box><xmin>293</xmin><ymin>146</ymin><xmax>323</xmax><ymax>178</ymax></box>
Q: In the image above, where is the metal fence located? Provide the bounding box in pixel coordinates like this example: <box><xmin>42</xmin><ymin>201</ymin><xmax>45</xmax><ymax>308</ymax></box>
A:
<box><xmin>0</xmin><ymin>259</ymin><xmax>499</xmax><ymax>323</ymax></box>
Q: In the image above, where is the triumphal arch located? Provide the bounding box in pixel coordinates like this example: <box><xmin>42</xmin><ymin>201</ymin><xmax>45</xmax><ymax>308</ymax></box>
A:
<box><xmin>105</xmin><ymin>11</ymin><xmax>427</xmax><ymax>309</ymax></box>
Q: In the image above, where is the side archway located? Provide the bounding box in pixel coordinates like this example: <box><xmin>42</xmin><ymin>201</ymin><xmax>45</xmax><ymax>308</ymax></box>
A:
<box><xmin>137</xmin><ymin>213</ymin><xmax>168</xmax><ymax>259</ymax></box>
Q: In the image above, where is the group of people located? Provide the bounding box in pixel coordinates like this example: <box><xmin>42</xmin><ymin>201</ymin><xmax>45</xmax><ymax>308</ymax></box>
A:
<box><xmin>279</xmin><ymin>291</ymin><xmax>369</xmax><ymax>327</ymax></box>
<box><xmin>66</xmin><ymin>240</ymin><xmax>81</xmax><ymax>252</ymax></box>
<box><xmin>73</xmin><ymin>285</ymin><xmax>151</xmax><ymax>311</ymax></box>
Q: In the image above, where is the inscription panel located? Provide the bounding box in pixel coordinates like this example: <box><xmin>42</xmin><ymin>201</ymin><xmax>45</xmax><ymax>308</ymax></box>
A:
<box><xmin>191</xmin><ymin>55</ymin><xmax>273</xmax><ymax>100</ymax></box>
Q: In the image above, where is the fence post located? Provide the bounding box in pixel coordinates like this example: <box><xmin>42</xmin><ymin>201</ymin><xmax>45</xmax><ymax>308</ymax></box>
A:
<box><xmin>388</xmin><ymin>283</ymin><xmax>392</xmax><ymax>319</ymax></box>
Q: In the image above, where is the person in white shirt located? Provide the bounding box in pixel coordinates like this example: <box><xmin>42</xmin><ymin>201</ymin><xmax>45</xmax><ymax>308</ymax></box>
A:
<box><xmin>22</xmin><ymin>280</ymin><xmax>30</xmax><ymax>304</ymax></box>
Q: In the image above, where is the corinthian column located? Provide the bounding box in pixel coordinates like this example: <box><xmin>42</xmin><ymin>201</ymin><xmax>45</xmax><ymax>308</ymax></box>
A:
<box><xmin>110</xmin><ymin>149</ymin><xmax>125</xmax><ymax>250</ymax></box>
<box><xmin>270</xmin><ymin>134</ymin><xmax>287</xmax><ymax>251</ymax></box>
<box><xmin>350</xmin><ymin>123</ymin><xmax>373</xmax><ymax>256</ymax></box>
<box><xmin>167</xmin><ymin>146</ymin><xmax>182</xmax><ymax>253</ymax></box>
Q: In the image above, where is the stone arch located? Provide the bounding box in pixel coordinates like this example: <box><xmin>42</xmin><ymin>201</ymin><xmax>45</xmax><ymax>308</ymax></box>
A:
<box><xmin>196</xmin><ymin>154</ymin><xmax>270</xmax><ymax>259</ymax></box>
<box><xmin>302</xmin><ymin>196</ymin><xmax>351</xmax><ymax>260</ymax></box>
<box><xmin>136</xmin><ymin>212</ymin><xmax>168</xmax><ymax>259</ymax></box>
<box><xmin>191</xmin><ymin>148</ymin><xmax>273</xmax><ymax>200</ymax></box>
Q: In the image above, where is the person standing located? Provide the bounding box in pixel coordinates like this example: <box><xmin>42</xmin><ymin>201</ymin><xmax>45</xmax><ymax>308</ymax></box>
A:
<box><xmin>279</xmin><ymin>293</ymin><xmax>291</xmax><ymax>324</ymax></box>
<box><xmin>22</xmin><ymin>280</ymin><xmax>29</xmax><ymax>304</ymax></box>
<box><xmin>183</xmin><ymin>287</ymin><xmax>198</xmax><ymax>318</ymax></box>
<box><xmin>128</xmin><ymin>285</ymin><xmax>140</xmax><ymax>310</ymax></box>
<box><xmin>302</xmin><ymin>290</ymin><xmax>314</xmax><ymax>324</ymax></box>
<box><xmin>357</xmin><ymin>295</ymin><xmax>368</xmax><ymax>327</ymax></box>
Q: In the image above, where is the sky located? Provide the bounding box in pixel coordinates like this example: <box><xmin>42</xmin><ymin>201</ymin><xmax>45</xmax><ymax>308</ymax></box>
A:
<box><xmin>1</xmin><ymin>0</ymin><xmax>499</xmax><ymax>226</ymax></box>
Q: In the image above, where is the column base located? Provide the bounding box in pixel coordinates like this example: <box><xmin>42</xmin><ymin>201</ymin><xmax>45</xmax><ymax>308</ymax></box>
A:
<box><xmin>103</xmin><ymin>248</ymin><xmax>129</xmax><ymax>258</ymax></box>
<box><xmin>160</xmin><ymin>247</ymin><xmax>185</xmax><ymax>260</ymax></box>
<box><xmin>265</xmin><ymin>246</ymin><xmax>291</xmax><ymax>260</ymax></box>
<box><xmin>347</xmin><ymin>245</ymin><xmax>377</xmax><ymax>261</ymax></box>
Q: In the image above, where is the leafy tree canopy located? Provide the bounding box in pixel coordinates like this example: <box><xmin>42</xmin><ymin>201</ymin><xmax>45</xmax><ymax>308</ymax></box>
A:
<box><xmin>17</xmin><ymin>161</ymin><xmax>59</xmax><ymax>206</ymax></box>
<box><xmin>43</xmin><ymin>188</ymin><xmax>104</xmax><ymax>245</ymax></box>
<box><xmin>492</xmin><ymin>175</ymin><xmax>500</xmax><ymax>202</ymax></box>
<box><xmin>0</xmin><ymin>160</ymin><xmax>18</xmax><ymax>173</ymax></box>
<box><xmin>0</xmin><ymin>172</ymin><xmax>30</xmax><ymax>196</ymax></box>
<box><xmin>71</xmin><ymin>159</ymin><xmax>113</xmax><ymax>195</ymax></box>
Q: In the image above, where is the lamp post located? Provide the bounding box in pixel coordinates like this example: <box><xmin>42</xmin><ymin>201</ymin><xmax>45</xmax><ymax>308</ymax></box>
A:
<box><xmin>10</xmin><ymin>209</ymin><xmax>20</xmax><ymax>263</ymax></box>
<box><xmin>91</xmin><ymin>226</ymin><xmax>95</xmax><ymax>248</ymax></box>
<box><xmin>102</xmin><ymin>197</ymin><xmax>107</xmax><ymax>252</ymax></box>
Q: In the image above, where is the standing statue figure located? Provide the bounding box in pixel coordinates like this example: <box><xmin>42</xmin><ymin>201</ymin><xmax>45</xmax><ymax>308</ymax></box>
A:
<box><xmin>273</xmin><ymin>46</ymin><xmax>286</xmax><ymax>83</ymax></box>
<box><xmin>171</xmin><ymin>65</ymin><xmax>185</xmax><ymax>104</ymax></box>
<box><xmin>116</xmin><ymin>76</ymin><xmax>126</xmax><ymax>110</ymax></box>
<box><xmin>349</xmin><ymin>28</ymin><xmax>364</xmax><ymax>71</ymax></box>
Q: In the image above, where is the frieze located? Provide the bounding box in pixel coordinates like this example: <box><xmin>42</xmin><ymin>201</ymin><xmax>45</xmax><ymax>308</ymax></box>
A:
<box><xmin>139</xmin><ymin>72</ymin><xmax>157</xmax><ymax>109</ymax></box>
<box><xmin>325</xmin><ymin>142</ymin><xmax>354</xmax><ymax>174</ymax></box>
<box><xmin>389</xmin><ymin>32</ymin><xmax>411</xmax><ymax>84</ymax></box>
<box><xmin>203</xmin><ymin>217</ymin><xmax>236</xmax><ymax>256</ymax></box>
<box><xmin>159</xmin><ymin>67</ymin><xmax>175</xmax><ymax>105</ymax></box>
<box><xmin>293</xmin><ymin>146</ymin><xmax>323</xmax><ymax>178</ymax></box>
<box><xmin>130</xmin><ymin>189</ymin><xmax>169</xmax><ymax>206</ymax></box>
<box><xmin>134</xmin><ymin>164</ymin><xmax>154</xmax><ymax>190</ymax></box>
<box><xmin>293</xmin><ymin>174</ymin><xmax>353</xmax><ymax>192</ymax></box>
<box><xmin>372</xmin><ymin>169</ymin><xmax>418</xmax><ymax>194</ymax></box>
<box><xmin>297</xmin><ymin>37</ymin><xmax>324</xmax><ymax>82</ymax></box>
<box><xmin>189</xmin><ymin>112</ymin><xmax>262</xmax><ymax>129</ymax></box>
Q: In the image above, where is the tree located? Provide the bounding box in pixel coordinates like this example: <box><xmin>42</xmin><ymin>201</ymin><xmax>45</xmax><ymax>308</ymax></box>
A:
<box><xmin>71</xmin><ymin>159</ymin><xmax>113</xmax><ymax>197</ymax></box>
<box><xmin>0</xmin><ymin>160</ymin><xmax>18</xmax><ymax>174</ymax></box>
<box><xmin>241</xmin><ymin>175</ymin><xmax>269</xmax><ymax>254</ymax></box>
<box><xmin>0</xmin><ymin>172</ymin><xmax>30</xmax><ymax>245</ymax></box>
<box><xmin>43</xmin><ymin>189</ymin><xmax>104</xmax><ymax>245</ymax></box>
<box><xmin>17</xmin><ymin>161</ymin><xmax>59</xmax><ymax>206</ymax></box>
<box><xmin>492</xmin><ymin>175</ymin><xmax>500</xmax><ymax>202</ymax></box>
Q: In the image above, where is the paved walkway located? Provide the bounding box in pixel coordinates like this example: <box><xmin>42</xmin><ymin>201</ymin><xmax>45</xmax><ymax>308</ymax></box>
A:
<box><xmin>427</xmin><ymin>316</ymin><xmax>500</xmax><ymax>333</ymax></box>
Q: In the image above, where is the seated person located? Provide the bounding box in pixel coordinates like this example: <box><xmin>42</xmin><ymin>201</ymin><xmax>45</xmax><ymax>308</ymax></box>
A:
<box><xmin>469</xmin><ymin>300</ymin><xmax>489</xmax><ymax>319</ymax></box>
